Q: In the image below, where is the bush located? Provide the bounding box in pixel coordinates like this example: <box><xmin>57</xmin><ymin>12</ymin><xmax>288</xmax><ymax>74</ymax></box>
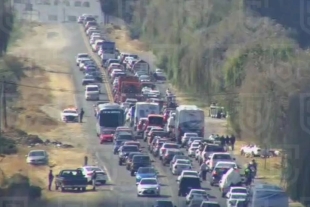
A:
<box><xmin>4</xmin><ymin>174</ymin><xmax>41</xmax><ymax>199</ymax></box>
<box><xmin>0</xmin><ymin>137</ymin><xmax>17</xmax><ymax>155</ymax></box>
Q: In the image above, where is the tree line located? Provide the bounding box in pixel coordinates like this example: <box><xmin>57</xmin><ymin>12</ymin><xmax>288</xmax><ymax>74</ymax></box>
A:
<box><xmin>100</xmin><ymin>0</ymin><xmax>310</xmax><ymax>204</ymax></box>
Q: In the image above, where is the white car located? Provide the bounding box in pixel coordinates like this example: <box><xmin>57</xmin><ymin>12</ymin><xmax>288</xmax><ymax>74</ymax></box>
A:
<box><xmin>171</xmin><ymin>163</ymin><xmax>192</xmax><ymax>175</ymax></box>
<box><xmin>155</xmin><ymin>68</ymin><xmax>163</xmax><ymax>73</ymax></box>
<box><xmin>188</xmin><ymin>142</ymin><xmax>200</xmax><ymax>157</ymax></box>
<box><xmin>78</xmin><ymin>165</ymin><xmax>108</xmax><ymax>185</ymax></box>
<box><xmin>181</xmin><ymin>132</ymin><xmax>198</xmax><ymax>145</ymax></box>
<box><xmin>240</xmin><ymin>145</ymin><xmax>262</xmax><ymax>157</ymax></box>
<box><xmin>76</xmin><ymin>54</ymin><xmax>90</xmax><ymax>66</ymax></box>
<box><xmin>142</xmin><ymin>87</ymin><xmax>152</xmax><ymax>94</ymax></box>
<box><xmin>26</xmin><ymin>150</ymin><xmax>48</xmax><ymax>164</ymax></box>
<box><xmin>177</xmin><ymin>170</ymin><xmax>199</xmax><ymax>182</ymax></box>
<box><xmin>214</xmin><ymin>161</ymin><xmax>238</xmax><ymax>169</ymax></box>
<box><xmin>136</xmin><ymin>178</ymin><xmax>160</xmax><ymax>197</ymax></box>
<box><xmin>185</xmin><ymin>189</ymin><xmax>208</xmax><ymax>204</ymax></box>
<box><xmin>226</xmin><ymin>193</ymin><xmax>247</xmax><ymax>207</ymax></box>
<box><xmin>206</xmin><ymin>153</ymin><xmax>234</xmax><ymax>169</ymax></box>
<box><xmin>159</xmin><ymin>143</ymin><xmax>179</xmax><ymax>159</ymax></box>
<box><xmin>226</xmin><ymin>187</ymin><xmax>247</xmax><ymax>198</ymax></box>
<box><xmin>60</xmin><ymin>107</ymin><xmax>78</xmax><ymax>122</ymax></box>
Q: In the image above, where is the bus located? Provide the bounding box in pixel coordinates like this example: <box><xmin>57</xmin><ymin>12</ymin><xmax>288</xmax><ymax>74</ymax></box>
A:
<box><xmin>100</xmin><ymin>41</ymin><xmax>116</xmax><ymax>63</ymax></box>
<box><xmin>134</xmin><ymin>102</ymin><xmax>160</xmax><ymax>130</ymax></box>
<box><xmin>175</xmin><ymin>105</ymin><xmax>205</xmax><ymax>143</ymax></box>
<box><xmin>96</xmin><ymin>103</ymin><xmax>125</xmax><ymax>136</ymax></box>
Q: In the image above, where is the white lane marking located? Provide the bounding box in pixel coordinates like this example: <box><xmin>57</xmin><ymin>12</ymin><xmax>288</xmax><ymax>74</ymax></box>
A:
<box><xmin>95</xmin><ymin>151</ymin><xmax>114</xmax><ymax>191</ymax></box>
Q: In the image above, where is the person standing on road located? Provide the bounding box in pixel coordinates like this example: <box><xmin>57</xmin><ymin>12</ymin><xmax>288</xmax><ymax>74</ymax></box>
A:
<box><xmin>220</xmin><ymin>135</ymin><xmax>225</xmax><ymax>147</ymax></box>
<box><xmin>91</xmin><ymin>170</ymin><xmax>97</xmax><ymax>190</ymax></box>
<box><xmin>230</xmin><ymin>135</ymin><xmax>236</xmax><ymax>151</ymax></box>
<box><xmin>79</xmin><ymin>108</ymin><xmax>85</xmax><ymax>123</ymax></box>
<box><xmin>48</xmin><ymin>170</ymin><xmax>54</xmax><ymax>191</ymax></box>
<box><xmin>200</xmin><ymin>162</ymin><xmax>208</xmax><ymax>181</ymax></box>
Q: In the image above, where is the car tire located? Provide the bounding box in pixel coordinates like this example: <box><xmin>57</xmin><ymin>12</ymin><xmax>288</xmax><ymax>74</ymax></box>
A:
<box><xmin>61</xmin><ymin>187</ymin><xmax>65</xmax><ymax>192</ymax></box>
<box><xmin>130</xmin><ymin>171</ymin><xmax>135</xmax><ymax>176</ymax></box>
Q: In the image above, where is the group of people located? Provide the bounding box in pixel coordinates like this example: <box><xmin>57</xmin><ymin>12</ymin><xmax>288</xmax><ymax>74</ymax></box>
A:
<box><xmin>210</xmin><ymin>134</ymin><xmax>236</xmax><ymax>150</ymax></box>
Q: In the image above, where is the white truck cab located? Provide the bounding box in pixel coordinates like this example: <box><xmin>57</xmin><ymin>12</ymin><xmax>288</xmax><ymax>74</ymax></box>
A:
<box><xmin>85</xmin><ymin>84</ymin><xmax>100</xmax><ymax>100</ymax></box>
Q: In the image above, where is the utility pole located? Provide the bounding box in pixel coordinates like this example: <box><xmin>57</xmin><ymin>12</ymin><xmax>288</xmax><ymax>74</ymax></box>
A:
<box><xmin>3</xmin><ymin>76</ymin><xmax>7</xmax><ymax>129</ymax></box>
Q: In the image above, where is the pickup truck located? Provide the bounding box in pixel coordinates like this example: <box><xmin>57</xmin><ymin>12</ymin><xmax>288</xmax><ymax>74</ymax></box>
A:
<box><xmin>55</xmin><ymin>169</ymin><xmax>88</xmax><ymax>192</ymax></box>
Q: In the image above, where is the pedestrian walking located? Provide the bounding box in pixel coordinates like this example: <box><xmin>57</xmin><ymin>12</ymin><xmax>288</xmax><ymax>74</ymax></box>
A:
<box><xmin>48</xmin><ymin>170</ymin><xmax>54</xmax><ymax>191</ymax></box>
<box><xmin>79</xmin><ymin>108</ymin><xmax>85</xmax><ymax>123</ymax></box>
<box><xmin>230</xmin><ymin>134</ymin><xmax>236</xmax><ymax>151</ymax></box>
<box><xmin>200</xmin><ymin>162</ymin><xmax>208</xmax><ymax>181</ymax></box>
<box><xmin>91</xmin><ymin>170</ymin><xmax>97</xmax><ymax>190</ymax></box>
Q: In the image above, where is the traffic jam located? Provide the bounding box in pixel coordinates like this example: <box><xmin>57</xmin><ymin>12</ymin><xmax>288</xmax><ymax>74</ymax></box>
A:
<box><xmin>72</xmin><ymin>14</ymin><xmax>289</xmax><ymax>207</ymax></box>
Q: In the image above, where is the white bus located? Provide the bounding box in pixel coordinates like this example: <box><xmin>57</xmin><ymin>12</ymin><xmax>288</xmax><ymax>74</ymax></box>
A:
<box><xmin>175</xmin><ymin>105</ymin><xmax>205</xmax><ymax>143</ymax></box>
<box><xmin>96</xmin><ymin>103</ymin><xmax>124</xmax><ymax>136</ymax></box>
<box><xmin>134</xmin><ymin>102</ymin><xmax>160</xmax><ymax>129</ymax></box>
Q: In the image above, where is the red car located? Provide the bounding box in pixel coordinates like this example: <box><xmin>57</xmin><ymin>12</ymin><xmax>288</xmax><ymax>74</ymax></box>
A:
<box><xmin>100</xmin><ymin>130</ymin><xmax>114</xmax><ymax>143</ymax></box>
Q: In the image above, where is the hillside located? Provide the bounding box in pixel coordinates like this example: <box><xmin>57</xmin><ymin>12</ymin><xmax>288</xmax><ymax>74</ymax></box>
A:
<box><xmin>100</xmin><ymin>0</ymin><xmax>310</xmax><ymax>204</ymax></box>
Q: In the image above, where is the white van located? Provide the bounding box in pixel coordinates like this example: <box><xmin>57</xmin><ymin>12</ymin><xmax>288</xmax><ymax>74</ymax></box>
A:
<box><xmin>85</xmin><ymin>85</ymin><xmax>100</xmax><ymax>101</ymax></box>
<box><xmin>219</xmin><ymin>167</ymin><xmax>242</xmax><ymax>197</ymax></box>
<box><xmin>134</xmin><ymin>102</ymin><xmax>159</xmax><ymax>130</ymax></box>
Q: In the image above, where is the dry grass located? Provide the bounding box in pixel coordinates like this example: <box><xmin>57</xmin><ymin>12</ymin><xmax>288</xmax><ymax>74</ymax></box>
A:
<box><xmin>0</xmin><ymin>23</ymin><xmax>90</xmax><ymax>199</ymax></box>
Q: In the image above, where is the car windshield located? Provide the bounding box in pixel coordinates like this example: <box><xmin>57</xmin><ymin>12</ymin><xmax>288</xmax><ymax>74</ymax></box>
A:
<box><xmin>216</xmin><ymin>163</ymin><xmax>236</xmax><ymax>168</ymax></box>
<box><xmin>185</xmin><ymin>133</ymin><xmax>198</xmax><ymax>137</ymax></box>
<box><xmin>87</xmin><ymin>87</ymin><xmax>99</xmax><ymax>91</ymax></box>
<box><xmin>85</xmin><ymin>167</ymin><xmax>101</xmax><ymax>171</ymax></box>
<box><xmin>213</xmin><ymin>154</ymin><xmax>231</xmax><ymax>159</ymax></box>
<box><xmin>63</xmin><ymin>110</ymin><xmax>76</xmax><ymax>114</ymax></box>
<box><xmin>29</xmin><ymin>151</ymin><xmax>45</xmax><ymax>156</ymax></box>
<box><xmin>164</xmin><ymin>144</ymin><xmax>178</xmax><ymax>148</ymax></box>
<box><xmin>138</xmin><ymin>167</ymin><xmax>156</xmax><ymax>174</ymax></box>
<box><xmin>78</xmin><ymin>54</ymin><xmax>88</xmax><ymax>58</ymax></box>
<box><xmin>201</xmin><ymin>203</ymin><xmax>220</xmax><ymax>207</ymax></box>
<box><xmin>122</xmin><ymin>146</ymin><xmax>138</xmax><ymax>152</ymax></box>
<box><xmin>118</xmin><ymin>134</ymin><xmax>133</xmax><ymax>141</ymax></box>
<box><xmin>232</xmin><ymin>188</ymin><xmax>247</xmax><ymax>194</ymax></box>
<box><xmin>115</xmin><ymin>140</ymin><xmax>123</xmax><ymax>145</ymax></box>
<box><xmin>205</xmin><ymin>145</ymin><xmax>224</xmax><ymax>152</ymax></box>
<box><xmin>184</xmin><ymin>172</ymin><xmax>198</xmax><ymax>176</ymax></box>
<box><xmin>156</xmin><ymin>201</ymin><xmax>173</xmax><ymax>207</ymax></box>
<box><xmin>231</xmin><ymin>194</ymin><xmax>247</xmax><ymax>199</ymax></box>
<box><xmin>192</xmin><ymin>190</ymin><xmax>207</xmax><ymax>195</ymax></box>
<box><xmin>192</xmin><ymin>143</ymin><xmax>199</xmax><ymax>147</ymax></box>
<box><xmin>177</xmin><ymin>160</ymin><xmax>190</xmax><ymax>164</ymax></box>
<box><xmin>140</xmin><ymin>179</ymin><xmax>157</xmax><ymax>185</ymax></box>
<box><xmin>102</xmin><ymin>130</ymin><xmax>114</xmax><ymax>135</ymax></box>
<box><xmin>133</xmin><ymin>156</ymin><xmax>150</xmax><ymax>162</ymax></box>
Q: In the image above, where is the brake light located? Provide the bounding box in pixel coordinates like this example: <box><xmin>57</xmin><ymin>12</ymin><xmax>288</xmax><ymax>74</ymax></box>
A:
<box><xmin>212</xmin><ymin>172</ymin><xmax>217</xmax><ymax>176</ymax></box>
<box><xmin>87</xmin><ymin>173</ymin><xmax>93</xmax><ymax>176</ymax></box>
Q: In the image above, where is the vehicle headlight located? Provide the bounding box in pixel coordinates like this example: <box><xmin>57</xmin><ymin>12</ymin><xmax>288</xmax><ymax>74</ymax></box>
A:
<box><xmin>136</xmin><ymin>176</ymin><xmax>141</xmax><ymax>179</ymax></box>
<box><xmin>156</xmin><ymin>186</ymin><xmax>160</xmax><ymax>190</ymax></box>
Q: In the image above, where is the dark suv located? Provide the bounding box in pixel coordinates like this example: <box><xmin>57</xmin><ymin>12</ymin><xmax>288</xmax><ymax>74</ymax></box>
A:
<box><xmin>178</xmin><ymin>175</ymin><xmax>201</xmax><ymax>196</ymax></box>
<box><xmin>126</xmin><ymin>152</ymin><xmax>142</xmax><ymax>170</ymax></box>
<box><xmin>129</xmin><ymin>155</ymin><xmax>151</xmax><ymax>176</ymax></box>
<box><xmin>118</xmin><ymin>145</ymin><xmax>139</xmax><ymax>165</ymax></box>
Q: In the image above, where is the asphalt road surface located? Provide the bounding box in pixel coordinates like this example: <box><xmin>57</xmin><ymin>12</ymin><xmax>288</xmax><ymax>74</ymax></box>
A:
<box><xmin>11</xmin><ymin>1</ymin><xmax>238</xmax><ymax>207</ymax></box>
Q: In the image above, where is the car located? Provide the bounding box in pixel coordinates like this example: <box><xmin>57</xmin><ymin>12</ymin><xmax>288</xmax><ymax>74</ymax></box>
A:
<box><xmin>126</xmin><ymin>152</ymin><xmax>143</xmax><ymax>170</ymax></box>
<box><xmin>113</xmin><ymin>140</ymin><xmax>124</xmax><ymax>154</ymax></box>
<box><xmin>185</xmin><ymin>189</ymin><xmax>208</xmax><ymax>204</ymax></box>
<box><xmin>226</xmin><ymin>187</ymin><xmax>247</xmax><ymax>198</ymax></box>
<box><xmin>78</xmin><ymin>165</ymin><xmax>108</xmax><ymax>185</ymax></box>
<box><xmin>181</xmin><ymin>132</ymin><xmax>198</xmax><ymax>146</ymax></box>
<box><xmin>170</xmin><ymin>155</ymin><xmax>190</xmax><ymax>168</ymax></box>
<box><xmin>240</xmin><ymin>144</ymin><xmax>262</xmax><ymax>157</ymax></box>
<box><xmin>136</xmin><ymin>178</ymin><xmax>160</xmax><ymax>197</ymax></box>
<box><xmin>177</xmin><ymin>170</ymin><xmax>199</xmax><ymax>182</ymax></box>
<box><xmin>100</xmin><ymin>130</ymin><xmax>114</xmax><ymax>143</ymax></box>
<box><xmin>200</xmin><ymin>201</ymin><xmax>221</xmax><ymax>207</ymax></box>
<box><xmin>114</xmin><ymin>131</ymin><xmax>135</xmax><ymax>142</ymax></box>
<box><xmin>118</xmin><ymin>145</ymin><xmax>140</xmax><ymax>165</ymax></box>
<box><xmin>129</xmin><ymin>155</ymin><xmax>152</xmax><ymax>176</ymax></box>
<box><xmin>171</xmin><ymin>163</ymin><xmax>192</xmax><ymax>175</ymax></box>
<box><xmin>55</xmin><ymin>169</ymin><xmax>88</xmax><ymax>191</ymax></box>
<box><xmin>26</xmin><ymin>150</ymin><xmax>48</xmax><ymax>164</ymax></box>
<box><xmin>226</xmin><ymin>193</ymin><xmax>247</xmax><ymax>207</ymax></box>
<box><xmin>188</xmin><ymin>142</ymin><xmax>200</xmax><ymax>157</ymax></box>
<box><xmin>76</xmin><ymin>53</ymin><xmax>89</xmax><ymax>65</ymax></box>
<box><xmin>135</xmin><ymin>167</ymin><xmax>158</xmax><ymax>183</ymax></box>
<box><xmin>152</xmin><ymin>200</ymin><xmax>176</xmax><ymax>207</ymax></box>
<box><xmin>60</xmin><ymin>107</ymin><xmax>78</xmax><ymax>122</ymax></box>
<box><xmin>206</xmin><ymin>153</ymin><xmax>235</xmax><ymax>169</ymax></box>
<box><xmin>162</xmin><ymin>149</ymin><xmax>184</xmax><ymax>166</ymax></box>
<box><xmin>159</xmin><ymin>143</ymin><xmax>179</xmax><ymax>160</ymax></box>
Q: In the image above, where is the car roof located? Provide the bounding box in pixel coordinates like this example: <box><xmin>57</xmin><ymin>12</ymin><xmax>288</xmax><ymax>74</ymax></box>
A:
<box><xmin>29</xmin><ymin>150</ymin><xmax>45</xmax><ymax>153</ymax></box>
<box><xmin>211</xmin><ymin>152</ymin><xmax>231</xmax><ymax>155</ymax></box>
<box><xmin>140</xmin><ymin>178</ymin><xmax>157</xmax><ymax>181</ymax></box>
<box><xmin>176</xmin><ymin>159</ymin><xmax>189</xmax><ymax>162</ymax></box>
<box><xmin>230</xmin><ymin>193</ymin><xmax>247</xmax><ymax>195</ymax></box>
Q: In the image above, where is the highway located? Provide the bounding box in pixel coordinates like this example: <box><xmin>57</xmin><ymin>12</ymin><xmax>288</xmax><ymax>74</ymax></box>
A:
<box><xmin>12</xmin><ymin>1</ymin><xmax>236</xmax><ymax>207</ymax></box>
